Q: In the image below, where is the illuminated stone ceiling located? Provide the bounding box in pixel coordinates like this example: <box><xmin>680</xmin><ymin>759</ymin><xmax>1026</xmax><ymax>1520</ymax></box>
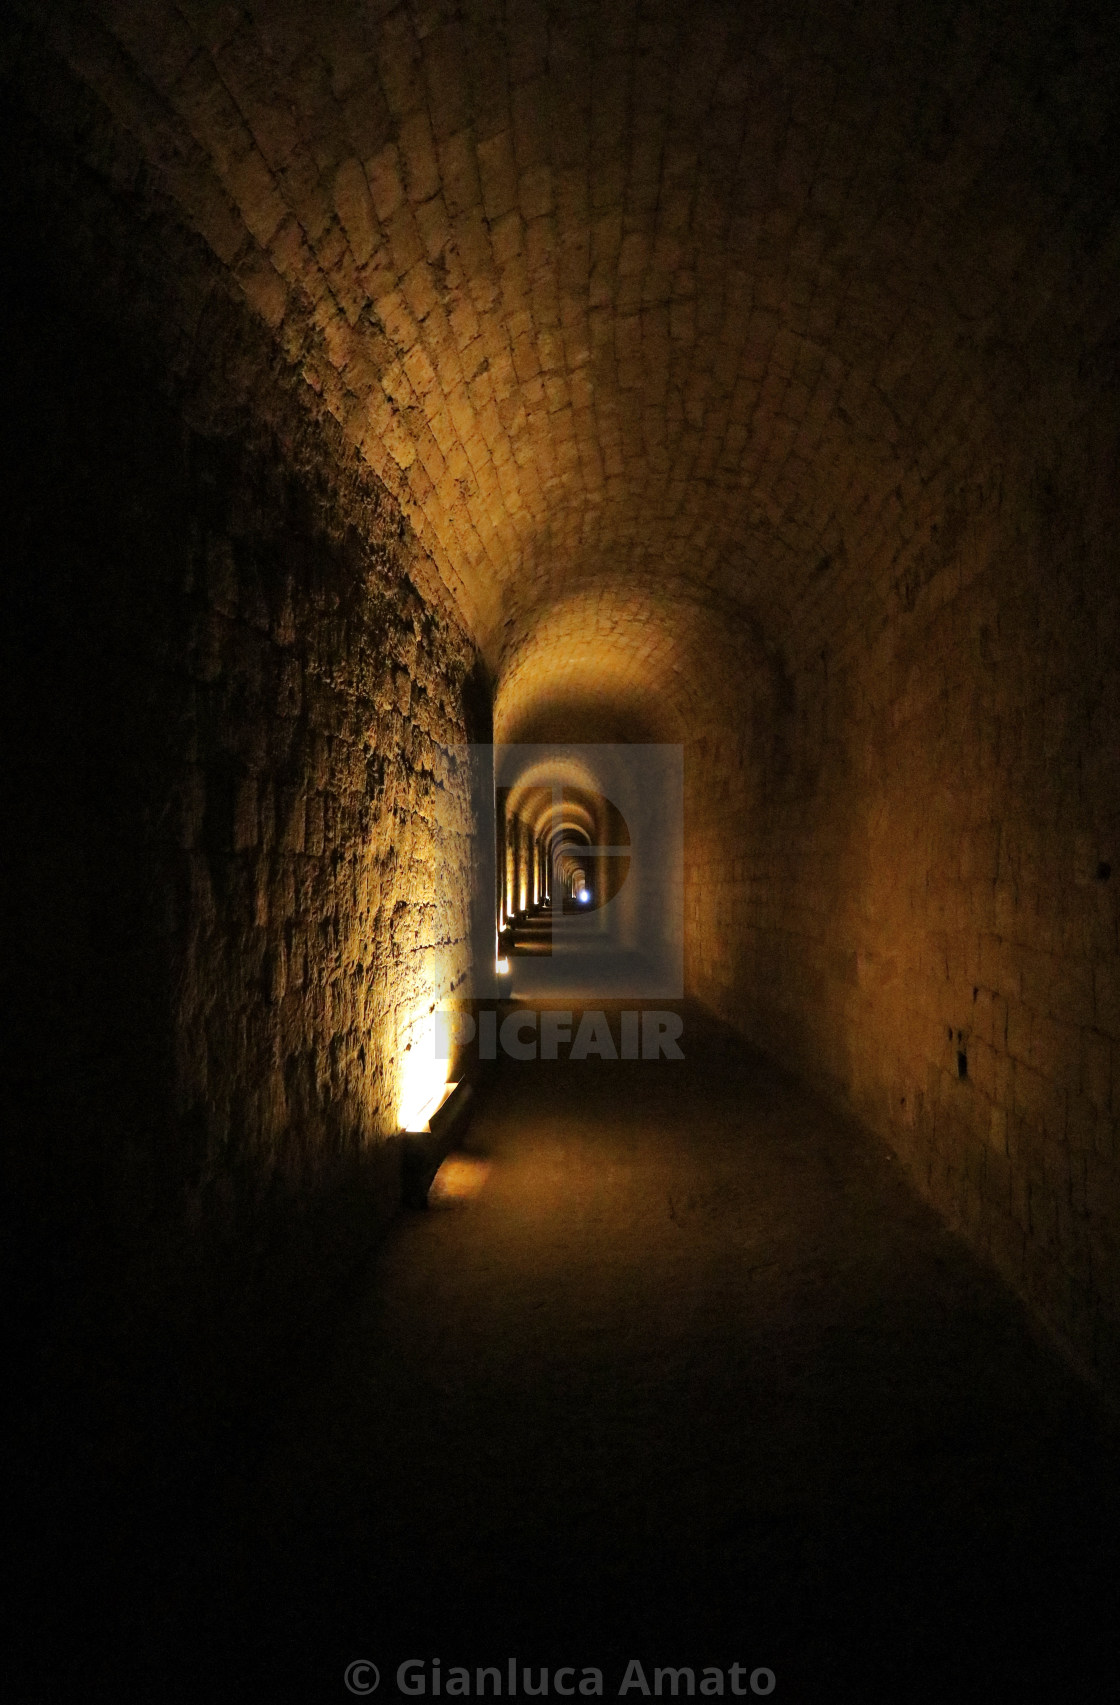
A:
<box><xmin>27</xmin><ymin>0</ymin><xmax>1119</xmax><ymax>730</ymax></box>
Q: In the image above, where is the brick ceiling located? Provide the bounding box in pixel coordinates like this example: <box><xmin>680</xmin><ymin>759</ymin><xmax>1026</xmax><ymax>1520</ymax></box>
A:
<box><xmin>31</xmin><ymin>0</ymin><xmax>1120</xmax><ymax>734</ymax></box>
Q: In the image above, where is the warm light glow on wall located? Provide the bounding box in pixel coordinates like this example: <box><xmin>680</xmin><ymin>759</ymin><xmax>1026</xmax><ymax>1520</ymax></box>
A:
<box><xmin>397</xmin><ymin>1005</ymin><xmax>453</xmax><ymax>1133</ymax></box>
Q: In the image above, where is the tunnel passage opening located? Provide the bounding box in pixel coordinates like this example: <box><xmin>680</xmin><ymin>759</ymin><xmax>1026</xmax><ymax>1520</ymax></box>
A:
<box><xmin>498</xmin><ymin>781</ymin><xmax>632</xmax><ymax>957</ymax></box>
<box><xmin>489</xmin><ymin>745</ymin><xmax>682</xmax><ymax>1004</ymax></box>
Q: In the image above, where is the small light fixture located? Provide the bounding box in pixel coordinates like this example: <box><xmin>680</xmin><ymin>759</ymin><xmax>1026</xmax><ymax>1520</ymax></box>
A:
<box><xmin>401</xmin><ymin>1078</ymin><xmax>459</xmax><ymax>1136</ymax></box>
<box><xmin>495</xmin><ymin>956</ymin><xmax>510</xmax><ymax>974</ymax></box>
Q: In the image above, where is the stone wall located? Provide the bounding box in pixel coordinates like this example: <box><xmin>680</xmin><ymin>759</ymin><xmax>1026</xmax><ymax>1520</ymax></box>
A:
<box><xmin>2</xmin><ymin>71</ymin><xmax>486</xmax><ymax>1400</ymax></box>
<box><xmin>688</xmin><ymin>378</ymin><xmax>1120</xmax><ymax>1390</ymax></box>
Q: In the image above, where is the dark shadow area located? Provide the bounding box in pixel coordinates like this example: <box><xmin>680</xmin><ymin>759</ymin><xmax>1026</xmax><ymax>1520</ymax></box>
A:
<box><xmin>15</xmin><ymin>1006</ymin><xmax>1119</xmax><ymax>1702</ymax></box>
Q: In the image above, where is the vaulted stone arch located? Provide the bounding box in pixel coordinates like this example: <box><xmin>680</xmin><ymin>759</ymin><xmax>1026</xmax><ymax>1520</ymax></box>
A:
<box><xmin>4</xmin><ymin>0</ymin><xmax>1120</xmax><ymax>1400</ymax></box>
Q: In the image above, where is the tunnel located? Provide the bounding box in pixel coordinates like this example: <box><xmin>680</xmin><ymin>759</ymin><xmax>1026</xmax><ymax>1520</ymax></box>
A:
<box><xmin>3</xmin><ymin>1</ymin><xmax>1119</xmax><ymax>1698</ymax></box>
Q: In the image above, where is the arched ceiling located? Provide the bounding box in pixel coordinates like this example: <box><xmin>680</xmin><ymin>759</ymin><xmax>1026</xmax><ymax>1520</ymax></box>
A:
<box><xmin>494</xmin><ymin>578</ymin><xmax>777</xmax><ymax>741</ymax></box>
<box><xmin>27</xmin><ymin>0</ymin><xmax>1120</xmax><ymax>731</ymax></box>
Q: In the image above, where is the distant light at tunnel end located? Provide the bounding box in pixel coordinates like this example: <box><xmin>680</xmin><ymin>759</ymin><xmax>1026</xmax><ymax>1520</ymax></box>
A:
<box><xmin>578</xmin><ymin>888</ymin><xmax>591</xmax><ymax>902</ymax></box>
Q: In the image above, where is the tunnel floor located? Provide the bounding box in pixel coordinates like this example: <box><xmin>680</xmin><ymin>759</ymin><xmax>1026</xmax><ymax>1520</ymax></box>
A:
<box><xmin>33</xmin><ymin>1005</ymin><xmax>1120</xmax><ymax>1701</ymax></box>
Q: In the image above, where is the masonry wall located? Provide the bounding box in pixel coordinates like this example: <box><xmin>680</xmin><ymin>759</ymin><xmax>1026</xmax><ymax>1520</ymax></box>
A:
<box><xmin>2</xmin><ymin>84</ymin><xmax>486</xmax><ymax>1411</ymax></box>
<box><xmin>688</xmin><ymin>378</ymin><xmax>1120</xmax><ymax>1391</ymax></box>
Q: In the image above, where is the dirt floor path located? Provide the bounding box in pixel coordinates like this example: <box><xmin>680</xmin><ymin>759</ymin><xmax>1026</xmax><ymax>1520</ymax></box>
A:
<box><xmin>39</xmin><ymin>1006</ymin><xmax>1120</xmax><ymax>1700</ymax></box>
